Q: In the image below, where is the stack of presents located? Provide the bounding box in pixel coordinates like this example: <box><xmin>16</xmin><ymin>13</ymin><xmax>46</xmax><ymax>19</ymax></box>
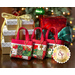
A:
<box><xmin>1</xmin><ymin>13</ymin><xmax>35</xmax><ymax>54</ymax></box>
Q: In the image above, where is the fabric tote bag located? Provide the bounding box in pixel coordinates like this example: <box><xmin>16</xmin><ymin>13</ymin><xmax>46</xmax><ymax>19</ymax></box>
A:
<box><xmin>10</xmin><ymin>27</ymin><xmax>33</xmax><ymax>60</ymax></box>
<box><xmin>45</xmin><ymin>27</ymin><xmax>65</xmax><ymax>58</ymax></box>
<box><xmin>31</xmin><ymin>27</ymin><xmax>47</xmax><ymax>59</ymax></box>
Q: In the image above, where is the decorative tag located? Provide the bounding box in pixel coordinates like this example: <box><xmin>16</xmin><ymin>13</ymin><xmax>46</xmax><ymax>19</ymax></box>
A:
<box><xmin>40</xmin><ymin>44</ymin><xmax>43</xmax><ymax>50</ymax></box>
<box><xmin>53</xmin><ymin>45</ymin><xmax>71</xmax><ymax>63</ymax></box>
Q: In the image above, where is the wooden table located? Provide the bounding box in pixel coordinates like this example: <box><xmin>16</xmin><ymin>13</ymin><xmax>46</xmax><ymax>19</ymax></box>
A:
<box><xmin>0</xmin><ymin>43</ymin><xmax>75</xmax><ymax>68</ymax></box>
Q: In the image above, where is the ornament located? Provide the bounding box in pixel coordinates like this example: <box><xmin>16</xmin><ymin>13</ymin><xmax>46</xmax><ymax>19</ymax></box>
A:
<box><xmin>63</xmin><ymin>12</ymin><xmax>66</xmax><ymax>15</ymax></box>
<box><xmin>36</xmin><ymin>15</ymin><xmax>39</xmax><ymax>18</ymax></box>
<box><xmin>70</xmin><ymin>43</ymin><xmax>73</xmax><ymax>46</ymax></box>
<box><xmin>51</xmin><ymin>12</ymin><xmax>54</xmax><ymax>15</ymax></box>
<box><xmin>67</xmin><ymin>12</ymin><xmax>70</xmax><ymax>15</ymax></box>
<box><xmin>53</xmin><ymin>45</ymin><xmax>71</xmax><ymax>63</ymax></box>
<box><xmin>54</xmin><ymin>44</ymin><xmax>57</xmax><ymax>48</ymax></box>
<box><xmin>46</xmin><ymin>8</ymin><xmax>48</xmax><ymax>11</ymax></box>
<box><xmin>40</xmin><ymin>44</ymin><xmax>43</xmax><ymax>50</ymax></box>
<box><xmin>70</xmin><ymin>21</ymin><xmax>72</xmax><ymax>24</ymax></box>
<box><xmin>51</xmin><ymin>10</ymin><xmax>53</xmax><ymax>12</ymax></box>
<box><xmin>21</xmin><ymin>8</ymin><xmax>25</xmax><ymax>10</ymax></box>
<box><xmin>35</xmin><ymin>8</ymin><xmax>45</xmax><ymax>15</ymax></box>
<box><xmin>25</xmin><ymin>45</ymin><xmax>27</xmax><ymax>49</ymax></box>
<box><xmin>73</xmin><ymin>28</ymin><xmax>75</xmax><ymax>30</ymax></box>
<box><xmin>72</xmin><ymin>35</ymin><xmax>74</xmax><ymax>37</ymax></box>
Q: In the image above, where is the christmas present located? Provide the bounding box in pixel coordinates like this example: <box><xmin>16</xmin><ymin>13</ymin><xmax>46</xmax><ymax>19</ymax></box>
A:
<box><xmin>1</xmin><ymin>12</ymin><xmax>32</xmax><ymax>32</ymax></box>
<box><xmin>42</xmin><ymin>26</ymin><xmax>72</xmax><ymax>43</ymax></box>
<box><xmin>45</xmin><ymin>27</ymin><xmax>65</xmax><ymax>58</ymax></box>
<box><xmin>39</xmin><ymin>15</ymin><xmax>67</xmax><ymax>32</ymax></box>
<box><xmin>10</xmin><ymin>27</ymin><xmax>33</xmax><ymax>60</ymax></box>
<box><xmin>1</xmin><ymin>38</ymin><xmax>11</xmax><ymax>54</ymax></box>
<box><xmin>6</xmin><ymin>19</ymin><xmax>35</xmax><ymax>30</ymax></box>
<box><xmin>31</xmin><ymin>27</ymin><xmax>47</xmax><ymax>59</ymax></box>
<box><xmin>3</xmin><ymin>25</ymin><xmax>35</xmax><ymax>42</ymax></box>
<box><xmin>3</xmin><ymin>25</ymin><xmax>16</xmax><ymax>42</ymax></box>
<box><xmin>22</xmin><ymin>29</ymin><xmax>36</xmax><ymax>39</ymax></box>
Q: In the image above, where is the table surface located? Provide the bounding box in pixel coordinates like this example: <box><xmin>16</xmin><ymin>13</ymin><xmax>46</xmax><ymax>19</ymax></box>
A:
<box><xmin>0</xmin><ymin>43</ymin><xmax>75</xmax><ymax>68</ymax></box>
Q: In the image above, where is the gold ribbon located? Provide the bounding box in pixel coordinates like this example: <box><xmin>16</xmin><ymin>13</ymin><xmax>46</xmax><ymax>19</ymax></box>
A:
<box><xmin>1</xmin><ymin>12</ymin><xmax>32</xmax><ymax>46</ymax></box>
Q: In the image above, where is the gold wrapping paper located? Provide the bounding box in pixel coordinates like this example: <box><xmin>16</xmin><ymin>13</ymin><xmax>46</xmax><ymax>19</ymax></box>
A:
<box><xmin>22</xmin><ymin>24</ymin><xmax>35</xmax><ymax>30</ymax></box>
<box><xmin>2</xmin><ymin>47</ymin><xmax>11</xmax><ymax>54</ymax></box>
<box><xmin>7</xmin><ymin>25</ymin><xmax>18</xmax><ymax>30</ymax></box>
<box><xmin>4</xmin><ymin>36</ymin><xmax>16</xmax><ymax>42</ymax></box>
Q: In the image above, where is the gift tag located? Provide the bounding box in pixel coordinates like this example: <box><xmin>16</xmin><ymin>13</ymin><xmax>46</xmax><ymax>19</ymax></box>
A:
<box><xmin>40</xmin><ymin>44</ymin><xmax>43</xmax><ymax>50</ymax></box>
<box><xmin>53</xmin><ymin>45</ymin><xmax>71</xmax><ymax>63</ymax></box>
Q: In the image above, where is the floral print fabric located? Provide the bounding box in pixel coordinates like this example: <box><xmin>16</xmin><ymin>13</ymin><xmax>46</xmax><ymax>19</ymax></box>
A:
<box><xmin>33</xmin><ymin>44</ymin><xmax>47</xmax><ymax>59</ymax></box>
<box><xmin>10</xmin><ymin>43</ymin><xmax>32</xmax><ymax>60</ymax></box>
<box><xmin>46</xmin><ymin>43</ymin><xmax>60</xmax><ymax>58</ymax></box>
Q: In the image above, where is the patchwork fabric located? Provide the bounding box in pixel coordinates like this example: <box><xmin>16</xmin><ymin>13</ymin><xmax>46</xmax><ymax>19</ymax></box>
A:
<box><xmin>17</xmin><ymin>45</ymin><xmax>23</xmax><ymax>55</ymax></box>
<box><xmin>46</xmin><ymin>43</ymin><xmax>60</xmax><ymax>58</ymax></box>
<box><xmin>10</xmin><ymin>43</ymin><xmax>32</xmax><ymax>60</ymax></box>
<box><xmin>33</xmin><ymin>44</ymin><xmax>46</xmax><ymax>59</ymax></box>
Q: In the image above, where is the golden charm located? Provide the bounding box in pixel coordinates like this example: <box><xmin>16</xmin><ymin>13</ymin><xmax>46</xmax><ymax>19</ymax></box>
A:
<box><xmin>40</xmin><ymin>44</ymin><xmax>43</xmax><ymax>50</ymax></box>
<box><xmin>54</xmin><ymin>44</ymin><xmax>57</xmax><ymax>48</ymax></box>
<box><xmin>25</xmin><ymin>45</ymin><xmax>27</xmax><ymax>49</ymax></box>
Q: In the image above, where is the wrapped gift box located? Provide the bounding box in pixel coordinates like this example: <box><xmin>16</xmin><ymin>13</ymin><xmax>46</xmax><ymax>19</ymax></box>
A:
<box><xmin>3</xmin><ymin>25</ymin><xmax>16</xmax><ymax>42</ymax></box>
<box><xmin>6</xmin><ymin>19</ymin><xmax>35</xmax><ymax>30</ymax></box>
<box><xmin>3</xmin><ymin>25</ymin><xmax>35</xmax><ymax>42</ymax></box>
<box><xmin>22</xmin><ymin>29</ymin><xmax>36</xmax><ymax>39</ymax></box>
<box><xmin>1</xmin><ymin>38</ymin><xmax>11</xmax><ymax>54</ymax></box>
<box><xmin>39</xmin><ymin>15</ymin><xmax>67</xmax><ymax>32</ymax></box>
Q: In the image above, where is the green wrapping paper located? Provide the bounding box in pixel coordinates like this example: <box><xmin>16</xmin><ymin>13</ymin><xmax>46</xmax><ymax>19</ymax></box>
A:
<box><xmin>40</xmin><ymin>27</ymin><xmax>72</xmax><ymax>43</ymax></box>
<box><xmin>58</xmin><ymin>26</ymin><xmax>72</xmax><ymax>42</ymax></box>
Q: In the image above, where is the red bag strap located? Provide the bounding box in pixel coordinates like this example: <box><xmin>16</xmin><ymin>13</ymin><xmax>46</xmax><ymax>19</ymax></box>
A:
<box><xmin>16</xmin><ymin>27</ymin><xmax>29</xmax><ymax>42</ymax></box>
<box><xmin>31</xmin><ymin>27</ymin><xmax>44</xmax><ymax>44</ymax></box>
<box><xmin>45</xmin><ymin>27</ymin><xmax>58</xmax><ymax>44</ymax></box>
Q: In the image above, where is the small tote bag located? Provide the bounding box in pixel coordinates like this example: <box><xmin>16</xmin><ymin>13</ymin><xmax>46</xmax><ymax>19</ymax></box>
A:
<box><xmin>31</xmin><ymin>27</ymin><xmax>47</xmax><ymax>59</ymax></box>
<box><xmin>10</xmin><ymin>27</ymin><xmax>33</xmax><ymax>60</ymax></box>
<box><xmin>45</xmin><ymin>27</ymin><xmax>65</xmax><ymax>58</ymax></box>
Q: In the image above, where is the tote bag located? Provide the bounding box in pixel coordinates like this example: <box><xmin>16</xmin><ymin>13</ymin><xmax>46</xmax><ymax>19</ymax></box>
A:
<box><xmin>31</xmin><ymin>27</ymin><xmax>47</xmax><ymax>59</ymax></box>
<box><xmin>10</xmin><ymin>27</ymin><xmax>33</xmax><ymax>60</ymax></box>
<box><xmin>45</xmin><ymin>27</ymin><xmax>65</xmax><ymax>58</ymax></box>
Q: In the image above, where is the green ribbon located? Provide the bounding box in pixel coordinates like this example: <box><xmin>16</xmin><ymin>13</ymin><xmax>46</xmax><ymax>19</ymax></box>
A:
<box><xmin>41</xmin><ymin>27</ymin><xmax>72</xmax><ymax>42</ymax></box>
<box><xmin>58</xmin><ymin>26</ymin><xmax>72</xmax><ymax>42</ymax></box>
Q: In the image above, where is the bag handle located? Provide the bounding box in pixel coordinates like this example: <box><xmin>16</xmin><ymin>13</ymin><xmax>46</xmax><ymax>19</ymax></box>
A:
<box><xmin>31</xmin><ymin>27</ymin><xmax>44</xmax><ymax>44</ymax></box>
<box><xmin>45</xmin><ymin>27</ymin><xmax>58</xmax><ymax>44</ymax></box>
<box><xmin>16</xmin><ymin>27</ymin><xmax>29</xmax><ymax>43</ymax></box>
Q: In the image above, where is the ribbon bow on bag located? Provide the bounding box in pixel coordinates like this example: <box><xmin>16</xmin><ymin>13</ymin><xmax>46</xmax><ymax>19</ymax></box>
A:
<box><xmin>1</xmin><ymin>12</ymin><xmax>32</xmax><ymax>42</ymax></box>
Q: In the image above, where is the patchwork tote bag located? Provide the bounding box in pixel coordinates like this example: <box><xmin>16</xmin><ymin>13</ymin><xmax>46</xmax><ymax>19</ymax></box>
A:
<box><xmin>31</xmin><ymin>27</ymin><xmax>47</xmax><ymax>59</ymax></box>
<box><xmin>45</xmin><ymin>27</ymin><xmax>65</xmax><ymax>58</ymax></box>
<box><xmin>10</xmin><ymin>27</ymin><xmax>33</xmax><ymax>60</ymax></box>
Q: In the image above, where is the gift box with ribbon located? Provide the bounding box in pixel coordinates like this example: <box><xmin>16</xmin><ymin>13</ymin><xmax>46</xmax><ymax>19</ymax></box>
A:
<box><xmin>3</xmin><ymin>25</ymin><xmax>35</xmax><ymax>42</ymax></box>
<box><xmin>22</xmin><ymin>29</ymin><xmax>36</xmax><ymax>39</ymax></box>
<box><xmin>6</xmin><ymin>19</ymin><xmax>35</xmax><ymax>30</ymax></box>
<box><xmin>1</xmin><ymin>38</ymin><xmax>11</xmax><ymax>54</ymax></box>
<box><xmin>3</xmin><ymin>25</ymin><xmax>16</xmax><ymax>42</ymax></box>
<box><xmin>1</xmin><ymin>12</ymin><xmax>35</xmax><ymax>54</ymax></box>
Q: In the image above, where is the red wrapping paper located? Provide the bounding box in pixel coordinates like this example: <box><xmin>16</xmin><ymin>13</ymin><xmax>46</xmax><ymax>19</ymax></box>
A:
<box><xmin>39</xmin><ymin>15</ymin><xmax>67</xmax><ymax>32</ymax></box>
